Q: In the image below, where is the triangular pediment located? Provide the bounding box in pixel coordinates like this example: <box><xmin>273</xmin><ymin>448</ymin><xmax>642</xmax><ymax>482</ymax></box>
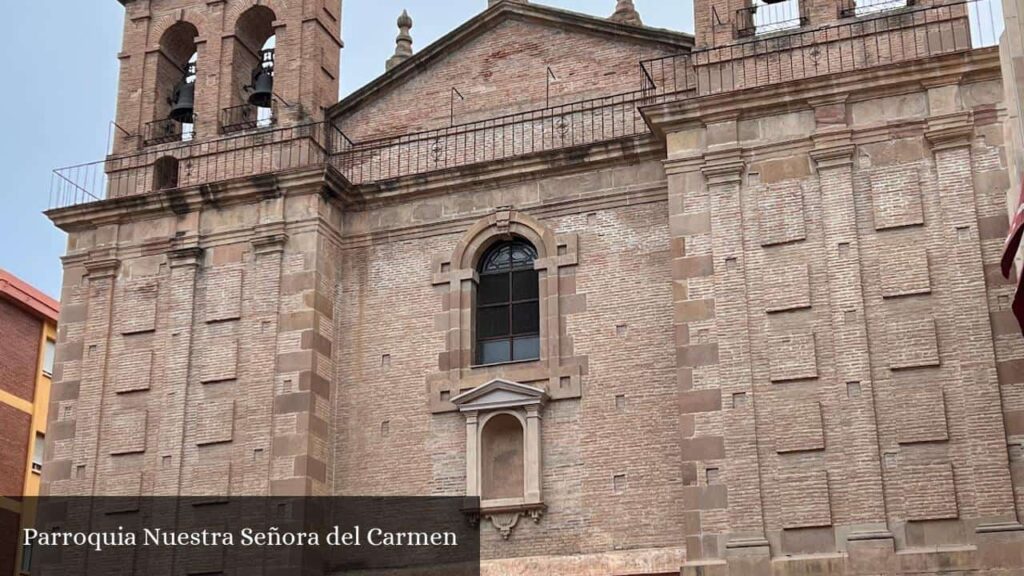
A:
<box><xmin>329</xmin><ymin>2</ymin><xmax>691</xmax><ymax>140</ymax></box>
<box><xmin>451</xmin><ymin>378</ymin><xmax>547</xmax><ymax>411</ymax></box>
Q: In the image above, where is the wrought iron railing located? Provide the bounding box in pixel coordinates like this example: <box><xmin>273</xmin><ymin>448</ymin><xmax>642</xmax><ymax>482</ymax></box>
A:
<box><xmin>51</xmin><ymin>0</ymin><xmax>1002</xmax><ymax>210</ymax></box>
<box><xmin>641</xmin><ymin>0</ymin><xmax>986</xmax><ymax>98</ymax></box>
<box><xmin>50</xmin><ymin>122</ymin><xmax>349</xmax><ymax>210</ymax></box>
<box><xmin>331</xmin><ymin>90</ymin><xmax>653</xmax><ymax>185</ymax></box>
<box><xmin>737</xmin><ymin>0</ymin><xmax>809</xmax><ymax>38</ymax></box>
<box><xmin>220</xmin><ymin>100</ymin><xmax>277</xmax><ymax>134</ymax></box>
<box><xmin>839</xmin><ymin>0</ymin><xmax>916</xmax><ymax>19</ymax></box>
<box><xmin>143</xmin><ymin>116</ymin><xmax>195</xmax><ymax>146</ymax></box>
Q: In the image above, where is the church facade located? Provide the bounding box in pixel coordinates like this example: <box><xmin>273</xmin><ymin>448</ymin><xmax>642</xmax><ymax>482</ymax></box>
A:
<box><xmin>43</xmin><ymin>0</ymin><xmax>1024</xmax><ymax>573</ymax></box>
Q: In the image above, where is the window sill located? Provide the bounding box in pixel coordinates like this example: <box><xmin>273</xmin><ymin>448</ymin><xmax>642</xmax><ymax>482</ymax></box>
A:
<box><xmin>470</xmin><ymin>357</ymin><xmax>540</xmax><ymax>370</ymax></box>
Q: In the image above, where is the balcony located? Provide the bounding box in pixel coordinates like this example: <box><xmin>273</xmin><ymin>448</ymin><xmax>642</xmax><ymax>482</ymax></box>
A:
<box><xmin>736</xmin><ymin>0</ymin><xmax>809</xmax><ymax>38</ymax></box>
<box><xmin>220</xmin><ymin>100</ymin><xmax>277</xmax><ymax>134</ymax></box>
<box><xmin>143</xmin><ymin>116</ymin><xmax>195</xmax><ymax>147</ymax></box>
<box><xmin>51</xmin><ymin>0</ymin><xmax>1001</xmax><ymax>211</ymax></box>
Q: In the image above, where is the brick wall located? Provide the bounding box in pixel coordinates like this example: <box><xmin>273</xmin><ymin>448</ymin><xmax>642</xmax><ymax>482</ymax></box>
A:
<box><xmin>0</xmin><ymin>402</ymin><xmax>30</xmax><ymax>497</ymax></box>
<box><xmin>335</xmin><ymin>16</ymin><xmax>680</xmax><ymax>141</ymax></box>
<box><xmin>0</xmin><ymin>297</ymin><xmax>42</xmax><ymax>402</ymax></box>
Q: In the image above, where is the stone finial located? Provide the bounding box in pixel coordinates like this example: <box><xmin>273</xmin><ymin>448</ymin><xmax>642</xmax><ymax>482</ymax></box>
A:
<box><xmin>386</xmin><ymin>10</ymin><xmax>414</xmax><ymax>71</ymax></box>
<box><xmin>609</xmin><ymin>0</ymin><xmax>643</xmax><ymax>26</ymax></box>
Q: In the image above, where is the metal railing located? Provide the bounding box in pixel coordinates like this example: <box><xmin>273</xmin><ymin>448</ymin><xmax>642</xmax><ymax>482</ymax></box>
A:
<box><xmin>220</xmin><ymin>100</ymin><xmax>277</xmax><ymax>134</ymax></box>
<box><xmin>737</xmin><ymin>0</ymin><xmax>809</xmax><ymax>38</ymax></box>
<box><xmin>51</xmin><ymin>122</ymin><xmax>348</xmax><ymax>210</ymax></box>
<box><xmin>331</xmin><ymin>90</ymin><xmax>652</xmax><ymax>185</ymax></box>
<box><xmin>642</xmin><ymin>0</ymin><xmax>992</xmax><ymax>98</ymax></box>
<box><xmin>143</xmin><ymin>116</ymin><xmax>195</xmax><ymax>146</ymax></box>
<box><xmin>51</xmin><ymin>0</ymin><xmax>1002</xmax><ymax>210</ymax></box>
<box><xmin>840</xmin><ymin>0</ymin><xmax>916</xmax><ymax>19</ymax></box>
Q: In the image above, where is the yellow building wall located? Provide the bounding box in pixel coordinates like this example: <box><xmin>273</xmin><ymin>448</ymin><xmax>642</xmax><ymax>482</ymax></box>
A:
<box><xmin>9</xmin><ymin>319</ymin><xmax>54</xmax><ymax>575</ymax></box>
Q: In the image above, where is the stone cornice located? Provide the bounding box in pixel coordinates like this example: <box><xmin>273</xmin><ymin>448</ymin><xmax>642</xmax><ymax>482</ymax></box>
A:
<box><xmin>924</xmin><ymin>111</ymin><xmax>975</xmax><ymax>151</ymax></box>
<box><xmin>46</xmin><ymin>167</ymin><xmax>329</xmax><ymax>232</ymax></box>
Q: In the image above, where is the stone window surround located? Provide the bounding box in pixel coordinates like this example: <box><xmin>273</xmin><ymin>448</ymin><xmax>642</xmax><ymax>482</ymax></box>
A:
<box><xmin>428</xmin><ymin>208</ymin><xmax>583</xmax><ymax>414</ymax></box>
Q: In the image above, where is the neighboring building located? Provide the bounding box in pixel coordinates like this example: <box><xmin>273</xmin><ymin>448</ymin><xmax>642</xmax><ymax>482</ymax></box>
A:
<box><xmin>41</xmin><ymin>0</ymin><xmax>1024</xmax><ymax>574</ymax></box>
<box><xmin>0</xmin><ymin>269</ymin><xmax>58</xmax><ymax>576</ymax></box>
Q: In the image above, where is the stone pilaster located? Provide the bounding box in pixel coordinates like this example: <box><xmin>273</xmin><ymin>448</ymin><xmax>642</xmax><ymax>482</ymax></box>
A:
<box><xmin>810</xmin><ymin>122</ymin><xmax>894</xmax><ymax>567</ymax></box>
<box><xmin>925</xmin><ymin>110</ymin><xmax>1021</xmax><ymax>531</ymax></box>
<box><xmin>154</xmin><ymin>243</ymin><xmax>202</xmax><ymax>496</ymax></box>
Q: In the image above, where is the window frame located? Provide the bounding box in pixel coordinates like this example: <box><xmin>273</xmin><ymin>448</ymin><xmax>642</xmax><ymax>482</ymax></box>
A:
<box><xmin>474</xmin><ymin>240</ymin><xmax>541</xmax><ymax>366</ymax></box>
<box><xmin>42</xmin><ymin>338</ymin><xmax>56</xmax><ymax>378</ymax></box>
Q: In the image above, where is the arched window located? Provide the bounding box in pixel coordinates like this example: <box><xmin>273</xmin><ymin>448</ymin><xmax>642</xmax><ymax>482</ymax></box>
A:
<box><xmin>223</xmin><ymin>5</ymin><xmax>276</xmax><ymax>132</ymax></box>
<box><xmin>147</xmin><ymin>22</ymin><xmax>198</xmax><ymax>145</ymax></box>
<box><xmin>476</xmin><ymin>240</ymin><xmax>540</xmax><ymax>365</ymax></box>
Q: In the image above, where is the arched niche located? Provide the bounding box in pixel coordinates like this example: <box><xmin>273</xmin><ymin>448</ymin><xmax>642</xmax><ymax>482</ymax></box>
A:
<box><xmin>480</xmin><ymin>412</ymin><xmax>526</xmax><ymax>500</ymax></box>
<box><xmin>452</xmin><ymin>378</ymin><xmax>546</xmax><ymax>539</ymax></box>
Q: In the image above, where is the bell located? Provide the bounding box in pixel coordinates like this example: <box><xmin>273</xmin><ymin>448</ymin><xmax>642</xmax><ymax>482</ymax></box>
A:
<box><xmin>247</xmin><ymin>66</ymin><xmax>274</xmax><ymax>108</ymax></box>
<box><xmin>168</xmin><ymin>78</ymin><xmax>195</xmax><ymax>124</ymax></box>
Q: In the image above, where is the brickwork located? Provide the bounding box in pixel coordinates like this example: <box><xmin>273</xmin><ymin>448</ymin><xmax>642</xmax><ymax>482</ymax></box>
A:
<box><xmin>40</xmin><ymin>0</ymin><xmax>1024</xmax><ymax>574</ymax></box>
<box><xmin>0</xmin><ymin>297</ymin><xmax>43</xmax><ymax>402</ymax></box>
<box><xmin>0</xmin><ymin>403</ymin><xmax>31</xmax><ymax>496</ymax></box>
<box><xmin>334</xmin><ymin>10</ymin><xmax>686</xmax><ymax>141</ymax></box>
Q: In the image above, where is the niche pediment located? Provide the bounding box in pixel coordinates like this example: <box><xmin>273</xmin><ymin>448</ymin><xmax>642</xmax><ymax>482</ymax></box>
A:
<box><xmin>451</xmin><ymin>379</ymin><xmax>547</xmax><ymax>412</ymax></box>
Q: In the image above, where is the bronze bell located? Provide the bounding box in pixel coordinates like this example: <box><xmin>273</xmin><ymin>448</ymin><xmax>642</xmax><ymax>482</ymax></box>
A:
<box><xmin>247</xmin><ymin>65</ymin><xmax>274</xmax><ymax>108</ymax></box>
<box><xmin>168</xmin><ymin>78</ymin><xmax>195</xmax><ymax>124</ymax></box>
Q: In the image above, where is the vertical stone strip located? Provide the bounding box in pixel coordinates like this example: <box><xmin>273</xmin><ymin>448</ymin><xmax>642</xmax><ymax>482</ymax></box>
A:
<box><xmin>271</xmin><ymin>223</ymin><xmax>333</xmax><ymax>497</ymax></box>
<box><xmin>666</xmin><ymin>152</ymin><xmax>723</xmax><ymax>569</ymax></box>
<box><xmin>810</xmin><ymin>127</ymin><xmax>890</xmax><ymax>538</ymax></box>
<box><xmin>155</xmin><ymin>243</ymin><xmax>202</xmax><ymax>495</ymax></box>
<box><xmin>926</xmin><ymin>109</ymin><xmax>1021</xmax><ymax>529</ymax></box>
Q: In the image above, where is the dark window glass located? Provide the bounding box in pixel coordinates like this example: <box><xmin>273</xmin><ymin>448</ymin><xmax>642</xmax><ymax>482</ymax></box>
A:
<box><xmin>476</xmin><ymin>240</ymin><xmax>540</xmax><ymax>364</ymax></box>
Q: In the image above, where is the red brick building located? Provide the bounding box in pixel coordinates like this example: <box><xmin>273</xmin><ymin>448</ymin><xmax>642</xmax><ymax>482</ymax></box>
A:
<box><xmin>42</xmin><ymin>0</ymin><xmax>1024</xmax><ymax>573</ymax></box>
<box><xmin>0</xmin><ymin>270</ymin><xmax>58</xmax><ymax>575</ymax></box>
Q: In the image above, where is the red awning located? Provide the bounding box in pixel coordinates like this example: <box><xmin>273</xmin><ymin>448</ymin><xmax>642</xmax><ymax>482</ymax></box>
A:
<box><xmin>1002</xmin><ymin>181</ymin><xmax>1024</xmax><ymax>337</ymax></box>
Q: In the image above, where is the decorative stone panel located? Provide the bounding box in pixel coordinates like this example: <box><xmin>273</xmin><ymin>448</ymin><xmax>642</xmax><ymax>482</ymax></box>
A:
<box><xmin>758</xmin><ymin>181</ymin><xmax>807</xmax><ymax>246</ymax></box>
<box><xmin>778</xmin><ymin>470</ymin><xmax>832</xmax><ymax>528</ymax></box>
<box><xmin>194</xmin><ymin>400</ymin><xmax>235</xmax><ymax>446</ymax></box>
<box><xmin>119</xmin><ymin>280</ymin><xmax>159</xmax><ymax>335</ymax></box>
<box><xmin>106</xmin><ymin>409</ymin><xmax>148</xmax><ymax>455</ymax></box>
<box><xmin>895</xmin><ymin>385</ymin><xmax>949</xmax><ymax>444</ymax></box>
<box><xmin>113</xmin><ymin>349</ymin><xmax>153</xmax><ymax>394</ymax></box>
<box><xmin>773</xmin><ymin>400</ymin><xmax>825</xmax><ymax>453</ymax></box>
<box><xmin>879</xmin><ymin>241</ymin><xmax>931</xmax><ymax>298</ymax></box>
<box><xmin>870</xmin><ymin>165</ymin><xmax>924</xmax><ymax>230</ymax></box>
<box><xmin>101</xmin><ymin>472</ymin><xmax>143</xmax><ymax>513</ymax></box>
<box><xmin>768</xmin><ymin>331</ymin><xmax>818</xmax><ymax>382</ymax></box>
<box><xmin>901</xmin><ymin>463</ymin><xmax>958</xmax><ymax>520</ymax></box>
<box><xmin>764</xmin><ymin>261</ymin><xmax>811</xmax><ymax>313</ymax></box>
<box><xmin>205</xmin><ymin>268</ymin><xmax>244</xmax><ymax>322</ymax></box>
<box><xmin>886</xmin><ymin>317</ymin><xmax>940</xmax><ymax>370</ymax></box>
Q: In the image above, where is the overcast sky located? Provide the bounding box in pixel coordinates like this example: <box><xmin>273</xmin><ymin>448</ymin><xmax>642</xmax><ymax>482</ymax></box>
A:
<box><xmin>0</xmin><ymin>1</ymin><xmax>684</xmax><ymax>298</ymax></box>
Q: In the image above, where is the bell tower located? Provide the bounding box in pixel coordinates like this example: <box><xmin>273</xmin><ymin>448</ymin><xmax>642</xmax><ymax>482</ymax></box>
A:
<box><xmin>111</xmin><ymin>0</ymin><xmax>342</xmax><ymax>153</ymax></box>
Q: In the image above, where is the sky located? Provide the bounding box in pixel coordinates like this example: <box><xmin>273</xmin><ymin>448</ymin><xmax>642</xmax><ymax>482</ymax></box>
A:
<box><xmin>0</xmin><ymin>1</ymin><xmax>691</xmax><ymax>300</ymax></box>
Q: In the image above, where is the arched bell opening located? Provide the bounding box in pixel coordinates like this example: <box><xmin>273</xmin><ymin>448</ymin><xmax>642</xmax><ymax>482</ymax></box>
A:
<box><xmin>152</xmin><ymin>156</ymin><xmax>180</xmax><ymax>191</ymax></box>
<box><xmin>223</xmin><ymin>6</ymin><xmax>277</xmax><ymax>133</ymax></box>
<box><xmin>147</xmin><ymin>22</ymin><xmax>199</xmax><ymax>145</ymax></box>
<box><xmin>480</xmin><ymin>413</ymin><xmax>526</xmax><ymax>501</ymax></box>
